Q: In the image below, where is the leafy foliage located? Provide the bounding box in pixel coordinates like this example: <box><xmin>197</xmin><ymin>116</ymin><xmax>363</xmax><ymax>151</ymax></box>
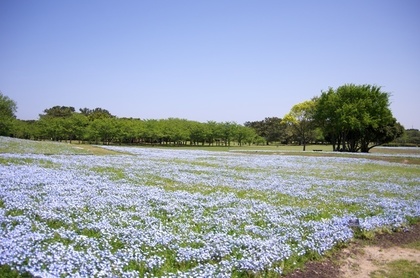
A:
<box><xmin>1</xmin><ymin>84</ymin><xmax>409</xmax><ymax>151</ymax></box>
<box><xmin>244</xmin><ymin>117</ymin><xmax>287</xmax><ymax>144</ymax></box>
<box><xmin>282</xmin><ymin>100</ymin><xmax>316</xmax><ymax>151</ymax></box>
<box><xmin>0</xmin><ymin>92</ymin><xmax>17</xmax><ymax>136</ymax></box>
<box><xmin>393</xmin><ymin>128</ymin><xmax>420</xmax><ymax>146</ymax></box>
<box><xmin>10</xmin><ymin>106</ymin><xmax>258</xmax><ymax>146</ymax></box>
<box><xmin>39</xmin><ymin>106</ymin><xmax>75</xmax><ymax>118</ymax></box>
<box><xmin>79</xmin><ymin>107</ymin><xmax>114</xmax><ymax>120</ymax></box>
<box><xmin>314</xmin><ymin>84</ymin><xmax>403</xmax><ymax>152</ymax></box>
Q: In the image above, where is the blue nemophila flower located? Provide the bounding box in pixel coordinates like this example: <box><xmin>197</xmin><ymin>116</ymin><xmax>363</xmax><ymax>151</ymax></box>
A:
<box><xmin>0</xmin><ymin>139</ymin><xmax>419</xmax><ymax>277</ymax></box>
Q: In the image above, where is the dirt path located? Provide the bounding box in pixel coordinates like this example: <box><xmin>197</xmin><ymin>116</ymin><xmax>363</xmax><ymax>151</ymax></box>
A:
<box><xmin>285</xmin><ymin>223</ymin><xmax>420</xmax><ymax>278</ymax></box>
<box><xmin>340</xmin><ymin>245</ymin><xmax>420</xmax><ymax>277</ymax></box>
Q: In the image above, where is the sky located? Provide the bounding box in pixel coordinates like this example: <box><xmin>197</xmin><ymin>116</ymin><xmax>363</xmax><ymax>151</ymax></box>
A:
<box><xmin>1</xmin><ymin>1</ymin><xmax>419</xmax><ymax>128</ymax></box>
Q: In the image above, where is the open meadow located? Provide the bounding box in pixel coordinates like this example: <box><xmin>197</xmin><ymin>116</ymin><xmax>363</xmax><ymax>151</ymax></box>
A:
<box><xmin>0</xmin><ymin>137</ymin><xmax>419</xmax><ymax>277</ymax></box>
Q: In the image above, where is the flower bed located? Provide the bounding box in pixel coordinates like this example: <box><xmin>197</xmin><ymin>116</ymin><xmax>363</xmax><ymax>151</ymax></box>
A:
<box><xmin>1</xmin><ymin>139</ymin><xmax>419</xmax><ymax>277</ymax></box>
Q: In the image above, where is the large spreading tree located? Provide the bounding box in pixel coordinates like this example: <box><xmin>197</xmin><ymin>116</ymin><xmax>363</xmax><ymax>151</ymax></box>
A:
<box><xmin>314</xmin><ymin>84</ymin><xmax>403</xmax><ymax>152</ymax></box>
<box><xmin>0</xmin><ymin>92</ymin><xmax>17</xmax><ymax>136</ymax></box>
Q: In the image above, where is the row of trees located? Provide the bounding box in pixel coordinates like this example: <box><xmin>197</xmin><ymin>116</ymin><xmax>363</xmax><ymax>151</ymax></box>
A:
<box><xmin>0</xmin><ymin>84</ymin><xmax>412</xmax><ymax>152</ymax></box>
<box><xmin>6</xmin><ymin>104</ymin><xmax>261</xmax><ymax>146</ymax></box>
<box><xmin>393</xmin><ymin>129</ymin><xmax>420</xmax><ymax>145</ymax></box>
<box><xmin>244</xmin><ymin>117</ymin><xmax>325</xmax><ymax>146</ymax></box>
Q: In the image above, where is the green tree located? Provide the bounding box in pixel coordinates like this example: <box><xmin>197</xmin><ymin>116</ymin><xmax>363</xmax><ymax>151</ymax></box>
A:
<box><xmin>161</xmin><ymin>118</ymin><xmax>190</xmax><ymax>145</ymax></box>
<box><xmin>86</xmin><ymin>118</ymin><xmax>118</xmax><ymax>145</ymax></box>
<box><xmin>0</xmin><ymin>92</ymin><xmax>18</xmax><ymax>136</ymax></box>
<box><xmin>39</xmin><ymin>117</ymin><xmax>66</xmax><ymax>141</ymax></box>
<box><xmin>40</xmin><ymin>106</ymin><xmax>75</xmax><ymax>118</ymax></box>
<box><xmin>38</xmin><ymin>106</ymin><xmax>89</xmax><ymax>142</ymax></box>
<box><xmin>235</xmin><ymin>125</ymin><xmax>257</xmax><ymax>146</ymax></box>
<box><xmin>206</xmin><ymin>121</ymin><xmax>222</xmax><ymax>146</ymax></box>
<box><xmin>314</xmin><ymin>84</ymin><xmax>403</xmax><ymax>152</ymax></box>
<box><xmin>143</xmin><ymin>119</ymin><xmax>164</xmax><ymax>144</ymax></box>
<box><xmin>114</xmin><ymin>118</ymin><xmax>143</xmax><ymax>144</ymax></box>
<box><xmin>38</xmin><ymin>106</ymin><xmax>73</xmax><ymax>141</ymax></box>
<box><xmin>313</xmin><ymin>127</ymin><xmax>325</xmax><ymax>144</ymax></box>
<box><xmin>132</xmin><ymin>119</ymin><xmax>146</xmax><ymax>144</ymax></box>
<box><xmin>282</xmin><ymin>100</ymin><xmax>316</xmax><ymax>151</ymax></box>
<box><xmin>244</xmin><ymin>117</ymin><xmax>286</xmax><ymax>144</ymax></box>
<box><xmin>400</xmin><ymin>129</ymin><xmax>420</xmax><ymax>145</ymax></box>
<box><xmin>189</xmin><ymin>121</ymin><xmax>208</xmax><ymax>146</ymax></box>
<box><xmin>254</xmin><ymin>136</ymin><xmax>266</xmax><ymax>145</ymax></box>
<box><xmin>219</xmin><ymin>122</ymin><xmax>238</xmax><ymax>147</ymax></box>
<box><xmin>65</xmin><ymin>113</ymin><xmax>88</xmax><ymax>143</ymax></box>
<box><xmin>79</xmin><ymin>107</ymin><xmax>113</xmax><ymax>120</ymax></box>
<box><xmin>359</xmin><ymin>120</ymin><xmax>404</xmax><ymax>152</ymax></box>
<box><xmin>11</xmin><ymin>120</ymin><xmax>40</xmax><ymax>139</ymax></box>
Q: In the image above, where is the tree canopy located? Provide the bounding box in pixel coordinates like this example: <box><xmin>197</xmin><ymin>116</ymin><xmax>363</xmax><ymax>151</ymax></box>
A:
<box><xmin>393</xmin><ymin>129</ymin><xmax>420</xmax><ymax>145</ymax></box>
<box><xmin>40</xmin><ymin>106</ymin><xmax>75</xmax><ymax>118</ymax></box>
<box><xmin>244</xmin><ymin>117</ymin><xmax>287</xmax><ymax>144</ymax></box>
<box><xmin>7</xmin><ymin>103</ymin><xmax>259</xmax><ymax>146</ymax></box>
<box><xmin>79</xmin><ymin>107</ymin><xmax>114</xmax><ymax>120</ymax></box>
<box><xmin>314</xmin><ymin>84</ymin><xmax>403</xmax><ymax>152</ymax></box>
<box><xmin>1</xmin><ymin>86</ymin><xmax>408</xmax><ymax>151</ymax></box>
<box><xmin>282</xmin><ymin>100</ymin><xmax>316</xmax><ymax>151</ymax></box>
<box><xmin>0</xmin><ymin>91</ymin><xmax>17</xmax><ymax>136</ymax></box>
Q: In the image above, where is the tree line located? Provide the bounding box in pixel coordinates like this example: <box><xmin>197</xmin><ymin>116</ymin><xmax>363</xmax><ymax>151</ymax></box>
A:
<box><xmin>1</xmin><ymin>84</ymin><xmax>417</xmax><ymax>152</ymax></box>
<box><xmin>393</xmin><ymin>129</ymin><xmax>420</xmax><ymax>145</ymax></box>
<box><xmin>4</xmin><ymin>105</ymin><xmax>261</xmax><ymax>146</ymax></box>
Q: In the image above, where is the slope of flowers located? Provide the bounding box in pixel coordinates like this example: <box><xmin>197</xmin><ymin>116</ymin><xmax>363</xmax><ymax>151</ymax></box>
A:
<box><xmin>0</xmin><ymin>136</ymin><xmax>92</xmax><ymax>155</ymax></box>
<box><xmin>0</xmin><ymin>140</ymin><xmax>419</xmax><ymax>277</ymax></box>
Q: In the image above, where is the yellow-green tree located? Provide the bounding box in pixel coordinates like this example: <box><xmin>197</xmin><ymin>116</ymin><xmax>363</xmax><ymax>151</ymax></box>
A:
<box><xmin>282</xmin><ymin>100</ymin><xmax>316</xmax><ymax>151</ymax></box>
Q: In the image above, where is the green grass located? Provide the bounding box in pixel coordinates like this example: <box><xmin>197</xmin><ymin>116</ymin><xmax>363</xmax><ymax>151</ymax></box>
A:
<box><xmin>0</xmin><ymin>157</ymin><xmax>36</xmax><ymax>165</ymax></box>
<box><xmin>122</xmin><ymin>260</ymin><xmax>150</xmax><ymax>276</ymax></box>
<box><xmin>5</xmin><ymin>209</ymin><xmax>25</xmax><ymax>217</ymax></box>
<box><xmin>234</xmin><ymin>144</ymin><xmax>333</xmax><ymax>152</ymax></box>
<box><xmin>370</xmin><ymin>259</ymin><xmax>420</xmax><ymax>278</ymax></box>
<box><xmin>403</xmin><ymin>239</ymin><xmax>420</xmax><ymax>251</ymax></box>
<box><xmin>371</xmin><ymin>147</ymin><xmax>420</xmax><ymax>155</ymax></box>
<box><xmin>134</xmin><ymin>143</ymin><xmax>334</xmax><ymax>153</ymax></box>
<box><xmin>45</xmin><ymin>218</ymin><xmax>68</xmax><ymax>230</ymax></box>
<box><xmin>0</xmin><ymin>138</ymin><xmax>89</xmax><ymax>155</ymax></box>
<box><xmin>0</xmin><ymin>157</ymin><xmax>61</xmax><ymax>170</ymax></box>
<box><xmin>229</xmin><ymin>144</ymin><xmax>420</xmax><ymax>165</ymax></box>
<box><xmin>46</xmin><ymin>232</ymin><xmax>74</xmax><ymax>246</ymax></box>
<box><xmin>0</xmin><ymin>137</ymin><xmax>122</xmax><ymax>155</ymax></box>
<box><xmin>90</xmin><ymin>166</ymin><xmax>127</xmax><ymax>180</ymax></box>
<box><xmin>77</xmin><ymin>227</ymin><xmax>102</xmax><ymax>238</ymax></box>
<box><xmin>0</xmin><ymin>265</ymin><xmax>33</xmax><ymax>278</ymax></box>
<box><xmin>70</xmin><ymin>144</ymin><xmax>124</xmax><ymax>155</ymax></box>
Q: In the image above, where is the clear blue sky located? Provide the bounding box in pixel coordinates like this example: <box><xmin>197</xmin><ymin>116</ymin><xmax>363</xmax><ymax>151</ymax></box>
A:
<box><xmin>1</xmin><ymin>1</ymin><xmax>419</xmax><ymax>128</ymax></box>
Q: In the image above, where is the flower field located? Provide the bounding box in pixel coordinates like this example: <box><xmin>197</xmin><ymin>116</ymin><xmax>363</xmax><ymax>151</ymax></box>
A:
<box><xmin>1</xmin><ymin>137</ymin><xmax>419</xmax><ymax>277</ymax></box>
